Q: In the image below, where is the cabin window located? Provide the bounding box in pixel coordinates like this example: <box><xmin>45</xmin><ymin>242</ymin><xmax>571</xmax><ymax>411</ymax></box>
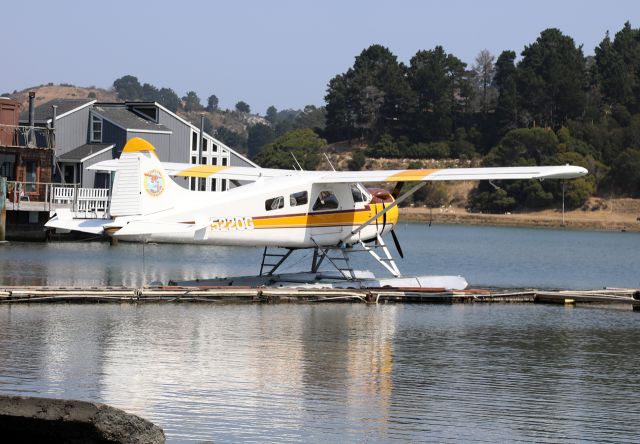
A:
<box><xmin>265</xmin><ymin>196</ymin><xmax>284</xmax><ymax>211</ymax></box>
<box><xmin>290</xmin><ymin>191</ymin><xmax>308</xmax><ymax>207</ymax></box>
<box><xmin>90</xmin><ymin>115</ymin><xmax>102</xmax><ymax>142</ymax></box>
<box><xmin>313</xmin><ymin>191</ymin><xmax>339</xmax><ymax>211</ymax></box>
<box><xmin>351</xmin><ymin>184</ymin><xmax>367</xmax><ymax>203</ymax></box>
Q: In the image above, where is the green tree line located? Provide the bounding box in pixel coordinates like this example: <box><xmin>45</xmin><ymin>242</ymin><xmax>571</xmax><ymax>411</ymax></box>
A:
<box><xmin>323</xmin><ymin>22</ymin><xmax>640</xmax><ymax>211</ymax></box>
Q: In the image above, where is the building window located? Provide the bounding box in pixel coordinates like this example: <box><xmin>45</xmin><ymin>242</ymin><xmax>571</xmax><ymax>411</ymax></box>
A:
<box><xmin>191</xmin><ymin>156</ymin><xmax>197</xmax><ymax>164</ymax></box>
<box><xmin>0</xmin><ymin>153</ymin><xmax>16</xmax><ymax>180</ymax></box>
<box><xmin>222</xmin><ymin>157</ymin><xmax>228</xmax><ymax>166</ymax></box>
<box><xmin>203</xmin><ymin>139</ymin><xmax>208</xmax><ymax>152</ymax></box>
<box><xmin>212</xmin><ymin>158</ymin><xmax>218</xmax><ymax>166</ymax></box>
<box><xmin>95</xmin><ymin>172</ymin><xmax>110</xmax><ymax>189</ymax></box>
<box><xmin>221</xmin><ymin>179</ymin><xmax>227</xmax><ymax>191</ymax></box>
<box><xmin>198</xmin><ymin>178</ymin><xmax>206</xmax><ymax>191</ymax></box>
<box><xmin>201</xmin><ymin>157</ymin><xmax>208</xmax><ymax>165</ymax></box>
<box><xmin>63</xmin><ymin>164</ymin><xmax>75</xmax><ymax>184</ymax></box>
<box><xmin>210</xmin><ymin>178</ymin><xmax>216</xmax><ymax>191</ymax></box>
<box><xmin>190</xmin><ymin>177</ymin><xmax>196</xmax><ymax>190</ymax></box>
<box><xmin>211</xmin><ymin>144</ymin><xmax>218</xmax><ymax>152</ymax></box>
<box><xmin>90</xmin><ymin>115</ymin><xmax>102</xmax><ymax>142</ymax></box>
<box><xmin>191</xmin><ymin>131</ymin><xmax>198</xmax><ymax>151</ymax></box>
<box><xmin>25</xmin><ymin>160</ymin><xmax>38</xmax><ymax>191</ymax></box>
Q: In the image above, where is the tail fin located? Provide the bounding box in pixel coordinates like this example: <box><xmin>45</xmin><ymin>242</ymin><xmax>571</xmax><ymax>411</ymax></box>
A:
<box><xmin>110</xmin><ymin>137</ymin><xmax>185</xmax><ymax>216</ymax></box>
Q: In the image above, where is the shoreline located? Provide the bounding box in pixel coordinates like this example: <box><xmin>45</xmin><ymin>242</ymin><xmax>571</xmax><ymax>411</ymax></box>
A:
<box><xmin>399</xmin><ymin>207</ymin><xmax>640</xmax><ymax>232</ymax></box>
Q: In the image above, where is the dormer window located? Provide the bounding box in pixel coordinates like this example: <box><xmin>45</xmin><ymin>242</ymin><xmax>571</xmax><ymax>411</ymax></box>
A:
<box><xmin>90</xmin><ymin>115</ymin><xmax>103</xmax><ymax>142</ymax></box>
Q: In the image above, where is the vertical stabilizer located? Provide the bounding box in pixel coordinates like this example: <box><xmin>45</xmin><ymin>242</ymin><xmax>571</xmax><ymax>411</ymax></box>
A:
<box><xmin>110</xmin><ymin>138</ymin><xmax>183</xmax><ymax>217</ymax></box>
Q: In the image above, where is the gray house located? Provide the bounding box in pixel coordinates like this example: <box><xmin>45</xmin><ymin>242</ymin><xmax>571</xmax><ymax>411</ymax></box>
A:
<box><xmin>21</xmin><ymin>99</ymin><xmax>257</xmax><ymax>190</ymax></box>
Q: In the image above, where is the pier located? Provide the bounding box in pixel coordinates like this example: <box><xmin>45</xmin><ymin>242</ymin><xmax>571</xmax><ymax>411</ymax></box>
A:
<box><xmin>0</xmin><ymin>285</ymin><xmax>637</xmax><ymax>307</ymax></box>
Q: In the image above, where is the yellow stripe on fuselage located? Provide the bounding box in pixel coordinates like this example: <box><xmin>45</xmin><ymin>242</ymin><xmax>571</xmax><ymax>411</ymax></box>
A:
<box><xmin>385</xmin><ymin>169</ymin><xmax>439</xmax><ymax>181</ymax></box>
<box><xmin>252</xmin><ymin>203</ymin><xmax>398</xmax><ymax>229</ymax></box>
<box><xmin>176</xmin><ymin>165</ymin><xmax>231</xmax><ymax>178</ymax></box>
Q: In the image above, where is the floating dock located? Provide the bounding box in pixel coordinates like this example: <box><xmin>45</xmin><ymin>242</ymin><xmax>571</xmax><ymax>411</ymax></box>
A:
<box><xmin>0</xmin><ymin>286</ymin><xmax>638</xmax><ymax>308</ymax></box>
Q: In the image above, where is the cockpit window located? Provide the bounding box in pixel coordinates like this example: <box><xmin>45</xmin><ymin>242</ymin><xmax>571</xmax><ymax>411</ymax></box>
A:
<box><xmin>351</xmin><ymin>184</ymin><xmax>367</xmax><ymax>203</ymax></box>
<box><xmin>265</xmin><ymin>196</ymin><xmax>284</xmax><ymax>211</ymax></box>
<box><xmin>290</xmin><ymin>191</ymin><xmax>308</xmax><ymax>207</ymax></box>
<box><xmin>313</xmin><ymin>191</ymin><xmax>339</xmax><ymax>211</ymax></box>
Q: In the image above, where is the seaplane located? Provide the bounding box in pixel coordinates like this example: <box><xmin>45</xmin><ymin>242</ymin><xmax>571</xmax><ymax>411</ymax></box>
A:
<box><xmin>46</xmin><ymin>137</ymin><xmax>588</xmax><ymax>289</ymax></box>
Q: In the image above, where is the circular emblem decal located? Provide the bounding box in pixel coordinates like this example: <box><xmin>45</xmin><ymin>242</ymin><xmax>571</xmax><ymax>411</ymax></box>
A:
<box><xmin>144</xmin><ymin>169</ymin><xmax>165</xmax><ymax>196</ymax></box>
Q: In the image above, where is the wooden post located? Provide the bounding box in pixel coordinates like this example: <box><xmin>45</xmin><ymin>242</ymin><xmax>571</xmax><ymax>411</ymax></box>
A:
<box><xmin>0</xmin><ymin>177</ymin><xmax>6</xmax><ymax>241</ymax></box>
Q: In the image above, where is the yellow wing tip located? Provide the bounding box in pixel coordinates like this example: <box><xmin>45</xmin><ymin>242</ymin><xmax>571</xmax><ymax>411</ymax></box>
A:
<box><xmin>123</xmin><ymin>137</ymin><xmax>156</xmax><ymax>153</ymax></box>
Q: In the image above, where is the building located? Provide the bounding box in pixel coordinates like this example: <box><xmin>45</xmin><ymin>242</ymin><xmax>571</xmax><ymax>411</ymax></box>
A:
<box><xmin>0</xmin><ymin>95</ymin><xmax>54</xmax><ymax>201</ymax></box>
<box><xmin>19</xmin><ymin>98</ymin><xmax>257</xmax><ymax>191</ymax></box>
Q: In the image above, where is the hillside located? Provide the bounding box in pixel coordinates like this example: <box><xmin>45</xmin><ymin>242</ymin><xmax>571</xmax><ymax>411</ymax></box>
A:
<box><xmin>8</xmin><ymin>84</ymin><xmax>118</xmax><ymax>109</ymax></box>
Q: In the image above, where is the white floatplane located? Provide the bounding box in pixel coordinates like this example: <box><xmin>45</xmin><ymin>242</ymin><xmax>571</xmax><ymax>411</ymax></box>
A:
<box><xmin>46</xmin><ymin>138</ymin><xmax>587</xmax><ymax>289</ymax></box>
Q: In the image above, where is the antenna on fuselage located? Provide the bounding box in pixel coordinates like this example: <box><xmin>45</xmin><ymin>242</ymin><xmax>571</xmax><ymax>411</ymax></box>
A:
<box><xmin>290</xmin><ymin>152</ymin><xmax>304</xmax><ymax>171</ymax></box>
<box><xmin>323</xmin><ymin>153</ymin><xmax>336</xmax><ymax>171</ymax></box>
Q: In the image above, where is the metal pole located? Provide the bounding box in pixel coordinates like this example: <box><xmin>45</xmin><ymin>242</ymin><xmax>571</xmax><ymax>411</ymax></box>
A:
<box><xmin>0</xmin><ymin>177</ymin><xmax>6</xmax><ymax>241</ymax></box>
<box><xmin>28</xmin><ymin>91</ymin><xmax>35</xmax><ymax>147</ymax></box>
<box><xmin>198</xmin><ymin>114</ymin><xmax>205</xmax><ymax>190</ymax></box>
<box><xmin>561</xmin><ymin>181</ymin><xmax>566</xmax><ymax>226</ymax></box>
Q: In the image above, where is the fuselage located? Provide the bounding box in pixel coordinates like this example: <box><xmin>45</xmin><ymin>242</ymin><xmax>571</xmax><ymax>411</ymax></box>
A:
<box><xmin>110</xmin><ymin>178</ymin><xmax>398</xmax><ymax>248</ymax></box>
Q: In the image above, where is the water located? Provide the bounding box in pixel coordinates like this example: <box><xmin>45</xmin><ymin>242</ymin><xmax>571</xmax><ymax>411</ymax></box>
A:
<box><xmin>0</xmin><ymin>224</ymin><xmax>639</xmax><ymax>442</ymax></box>
<box><xmin>0</xmin><ymin>303</ymin><xmax>639</xmax><ymax>442</ymax></box>
<box><xmin>1</xmin><ymin>223</ymin><xmax>638</xmax><ymax>289</ymax></box>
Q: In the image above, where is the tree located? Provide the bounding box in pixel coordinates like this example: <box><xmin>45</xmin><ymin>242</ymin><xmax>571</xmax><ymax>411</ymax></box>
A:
<box><xmin>254</xmin><ymin>128</ymin><xmax>326</xmax><ymax>170</ymax></box>
<box><xmin>206</xmin><ymin>94</ymin><xmax>219</xmax><ymax>112</ymax></box>
<box><xmin>493</xmin><ymin>50</ymin><xmax>519</xmax><ymax>136</ymax></box>
<box><xmin>156</xmin><ymin>87</ymin><xmax>181</xmax><ymax>112</ymax></box>
<box><xmin>113</xmin><ymin>75</ymin><xmax>142</xmax><ymax>100</ymax></box>
<box><xmin>247</xmin><ymin>123</ymin><xmax>275</xmax><ymax>158</ymax></box>
<box><xmin>182</xmin><ymin>91</ymin><xmax>203</xmax><ymax>112</ymax></box>
<box><xmin>325</xmin><ymin>45</ymin><xmax>412</xmax><ymax>142</ymax></box>
<box><xmin>141</xmin><ymin>83</ymin><xmax>159</xmax><ymax>101</ymax></box>
<box><xmin>407</xmin><ymin>46</ymin><xmax>472</xmax><ymax>142</ymax></box>
<box><xmin>215</xmin><ymin>126</ymin><xmax>246</xmax><ymax>150</ymax></box>
<box><xmin>347</xmin><ymin>151</ymin><xmax>366</xmax><ymax>170</ymax></box>
<box><xmin>608</xmin><ymin>148</ymin><xmax>640</xmax><ymax>196</ymax></box>
<box><xmin>473</xmin><ymin>49</ymin><xmax>496</xmax><ymax>114</ymax></box>
<box><xmin>265</xmin><ymin>105</ymin><xmax>278</xmax><ymax>124</ymax></box>
<box><xmin>235</xmin><ymin>101</ymin><xmax>251</xmax><ymax>113</ymax></box>
<box><xmin>517</xmin><ymin>28</ymin><xmax>587</xmax><ymax>127</ymax></box>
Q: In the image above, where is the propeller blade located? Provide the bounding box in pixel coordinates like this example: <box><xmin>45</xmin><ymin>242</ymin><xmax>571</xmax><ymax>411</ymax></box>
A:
<box><xmin>390</xmin><ymin>229</ymin><xmax>404</xmax><ymax>259</ymax></box>
<box><xmin>391</xmin><ymin>182</ymin><xmax>404</xmax><ymax>199</ymax></box>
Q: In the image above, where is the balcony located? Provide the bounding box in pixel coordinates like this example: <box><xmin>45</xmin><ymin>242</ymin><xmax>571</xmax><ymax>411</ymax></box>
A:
<box><xmin>0</xmin><ymin>124</ymin><xmax>55</xmax><ymax>149</ymax></box>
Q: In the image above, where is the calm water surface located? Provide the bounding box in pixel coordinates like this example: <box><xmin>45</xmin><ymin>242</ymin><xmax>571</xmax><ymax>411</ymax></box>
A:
<box><xmin>1</xmin><ymin>223</ymin><xmax>638</xmax><ymax>289</ymax></box>
<box><xmin>1</xmin><ymin>224</ymin><xmax>639</xmax><ymax>442</ymax></box>
<box><xmin>0</xmin><ymin>303</ymin><xmax>639</xmax><ymax>442</ymax></box>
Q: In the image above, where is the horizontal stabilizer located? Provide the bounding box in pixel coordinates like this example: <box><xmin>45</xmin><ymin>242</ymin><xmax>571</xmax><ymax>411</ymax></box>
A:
<box><xmin>113</xmin><ymin>221</ymin><xmax>208</xmax><ymax>237</ymax></box>
<box><xmin>45</xmin><ymin>214</ymin><xmax>109</xmax><ymax>235</ymax></box>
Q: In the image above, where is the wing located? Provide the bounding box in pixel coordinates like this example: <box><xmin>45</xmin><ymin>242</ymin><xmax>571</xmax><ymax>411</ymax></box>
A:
<box><xmin>90</xmin><ymin>159</ymin><xmax>587</xmax><ymax>182</ymax></box>
<box><xmin>313</xmin><ymin>165</ymin><xmax>588</xmax><ymax>183</ymax></box>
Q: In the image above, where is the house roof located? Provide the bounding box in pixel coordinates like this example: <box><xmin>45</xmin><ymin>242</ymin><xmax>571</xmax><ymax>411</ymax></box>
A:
<box><xmin>92</xmin><ymin>106</ymin><xmax>171</xmax><ymax>133</ymax></box>
<box><xmin>20</xmin><ymin>99</ymin><xmax>96</xmax><ymax>123</ymax></box>
<box><xmin>58</xmin><ymin>143</ymin><xmax>115</xmax><ymax>163</ymax></box>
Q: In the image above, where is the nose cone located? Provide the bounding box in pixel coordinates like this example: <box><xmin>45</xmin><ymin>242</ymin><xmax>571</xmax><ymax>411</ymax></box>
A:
<box><xmin>577</xmin><ymin>166</ymin><xmax>588</xmax><ymax>176</ymax></box>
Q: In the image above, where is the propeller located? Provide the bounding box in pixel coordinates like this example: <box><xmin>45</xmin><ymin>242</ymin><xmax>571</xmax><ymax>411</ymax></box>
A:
<box><xmin>390</xmin><ymin>228</ymin><xmax>404</xmax><ymax>259</ymax></box>
<box><xmin>389</xmin><ymin>182</ymin><xmax>406</xmax><ymax>258</ymax></box>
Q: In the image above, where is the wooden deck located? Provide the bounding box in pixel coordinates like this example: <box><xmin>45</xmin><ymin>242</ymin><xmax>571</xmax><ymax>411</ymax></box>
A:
<box><xmin>0</xmin><ymin>286</ymin><xmax>637</xmax><ymax>307</ymax></box>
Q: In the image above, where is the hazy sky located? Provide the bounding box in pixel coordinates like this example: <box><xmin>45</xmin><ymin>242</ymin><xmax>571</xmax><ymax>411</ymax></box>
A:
<box><xmin>2</xmin><ymin>0</ymin><xmax>637</xmax><ymax>113</ymax></box>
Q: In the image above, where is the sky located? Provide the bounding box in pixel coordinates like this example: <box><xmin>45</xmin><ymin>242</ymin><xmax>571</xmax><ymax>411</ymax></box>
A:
<box><xmin>2</xmin><ymin>0</ymin><xmax>637</xmax><ymax>114</ymax></box>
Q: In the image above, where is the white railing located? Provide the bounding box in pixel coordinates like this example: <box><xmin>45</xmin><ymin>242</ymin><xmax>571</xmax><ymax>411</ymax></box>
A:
<box><xmin>75</xmin><ymin>188</ymin><xmax>109</xmax><ymax>217</ymax></box>
<box><xmin>3</xmin><ymin>182</ymin><xmax>110</xmax><ymax>218</ymax></box>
